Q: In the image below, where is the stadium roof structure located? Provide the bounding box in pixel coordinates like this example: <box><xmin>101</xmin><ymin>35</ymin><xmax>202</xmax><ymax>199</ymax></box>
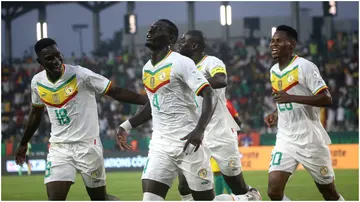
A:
<box><xmin>1</xmin><ymin>1</ymin><xmax>119</xmax><ymax>62</ymax></box>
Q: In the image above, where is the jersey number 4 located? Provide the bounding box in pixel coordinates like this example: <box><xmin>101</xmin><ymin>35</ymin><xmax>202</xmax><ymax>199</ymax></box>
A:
<box><xmin>55</xmin><ymin>109</ymin><xmax>70</xmax><ymax>125</ymax></box>
<box><xmin>152</xmin><ymin>94</ymin><xmax>160</xmax><ymax>110</ymax></box>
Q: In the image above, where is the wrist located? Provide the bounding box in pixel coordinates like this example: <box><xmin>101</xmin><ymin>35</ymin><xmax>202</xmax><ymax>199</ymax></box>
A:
<box><xmin>119</xmin><ymin>120</ymin><xmax>133</xmax><ymax>132</ymax></box>
<box><xmin>19</xmin><ymin>140</ymin><xmax>27</xmax><ymax>146</ymax></box>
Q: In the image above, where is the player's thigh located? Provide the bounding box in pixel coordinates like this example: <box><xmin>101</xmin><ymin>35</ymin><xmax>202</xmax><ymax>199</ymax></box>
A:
<box><xmin>180</xmin><ymin>145</ymin><xmax>214</xmax><ymax>192</ymax></box>
<box><xmin>299</xmin><ymin>145</ymin><xmax>335</xmax><ymax>185</ymax></box>
<box><xmin>209</xmin><ymin>138</ymin><xmax>242</xmax><ymax>177</ymax></box>
<box><xmin>44</xmin><ymin>145</ymin><xmax>77</xmax><ymax>185</ymax></box>
<box><xmin>85</xmin><ymin>185</ymin><xmax>107</xmax><ymax>201</ymax></box>
<box><xmin>141</xmin><ymin>149</ymin><xmax>177</xmax><ymax>189</ymax></box>
<box><xmin>268</xmin><ymin>148</ymin><xmax>298</xmax><ymax>193</ymax></box>
<box><xmin>46</xmin><ymin>181</ymin><xmax>73</xmax><ymax>200</ymax></box>
<box><xmin>178</xmin><ymin>172</ymin><xmax>192</xmax><ymax>195</ymax></box>
<box><xmin>75</xmin><ymin>138</ymin><xmax>106</xmax><ymax>189</ymax></box>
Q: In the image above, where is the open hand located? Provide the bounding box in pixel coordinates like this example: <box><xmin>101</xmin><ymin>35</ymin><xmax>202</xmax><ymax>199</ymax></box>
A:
<box><xmin>116</xmin><ymin>127</ymin><xmax>132</xmax><ymax>151</ymax></box>
<box><xmin>264</xmin><ymin>112</ymin><xmax>278</xmax><ymax>127</ymax></box>
<box><xmin>15</xmin><ymin>144</ymin><xmax>27</xmax><ymax>165</ymax></box>
<box><xmin>180</xmin><ymin>128</ymin><xmax>204</xmax><ymax>154</ymax></box>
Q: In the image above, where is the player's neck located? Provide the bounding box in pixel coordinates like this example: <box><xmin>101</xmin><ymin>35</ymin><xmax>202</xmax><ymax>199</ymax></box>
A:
<box><xmin>278</xmin><ymin>54</ymin><xmax>294</xmax><ymax>71</ymax></box>
<box><xmin>193</xmin><ymin>52</ymin><xmax>206</xmax><ymax>65</ymax></box>
<box><xmin>151</xmin><ymin>47</ymin><xmax>171</xmax><ymax>66</ymax></box>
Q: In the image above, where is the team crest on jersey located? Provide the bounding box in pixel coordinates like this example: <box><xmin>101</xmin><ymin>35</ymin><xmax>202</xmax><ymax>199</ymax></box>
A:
<box><xmin>159</xmin><ymin>72</ymin><xmax>166</xmax><ymax>81</ymax></box>
<box><xmin>37</xmin><ymin>74</ymin><xmax>78</xmax><ymax>108</ymax></box>
<box><xmin>143</xmin><ymin>63</ymin><xmax>172</xmax><ymax>93</ymax></box>
<box><xmin>64</xmin><ymin>86</ymin><xmax>74</xmax><ymax>96</ymax></box>
<box><xmin>271</xmin><ymin>65</ymin><xmax>299</xmax><ymax>92</ymax></box>
<box><xmin>320</xmin><ymin>166</ymin><xmax>328</xmax><ymax>176</ymax></box>
<box><xmin>198</xmin><ymin>168</ymin><xmax>207</xmax><ymax>179</ymax></box>
<box><xmin>287</xmin><ymin>74</ymin><xmax>294</xmax><ymax>82</ymax></box>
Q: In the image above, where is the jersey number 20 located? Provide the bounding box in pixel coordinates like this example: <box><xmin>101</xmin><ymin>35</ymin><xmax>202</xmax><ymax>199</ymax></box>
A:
<box><xmin>55</xmin><ymin>109</ymin><xmax>70</xmax><ymax>125</ymax></box>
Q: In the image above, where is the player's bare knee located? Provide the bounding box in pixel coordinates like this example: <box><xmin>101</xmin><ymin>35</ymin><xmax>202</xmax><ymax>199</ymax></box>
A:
<box><xmin>267</xmin><ymin>188</ymin><xmax>283</xmax><ymax>201</ymax></box>
<box><xmin>316</xmin><ymin>182</ymin><xmax>339</xmax><ymax>201</ymax></box>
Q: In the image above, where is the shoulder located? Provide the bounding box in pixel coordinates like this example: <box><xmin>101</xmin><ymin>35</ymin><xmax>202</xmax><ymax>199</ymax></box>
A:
<box><xmin>171</xmin><ymin>52</ymin><xmax>196</xmax><ymax>70</ymax></box>
<box><xmin>296</xmin><ymin>57</ymin><xmax>318</xmax><ymax>72</ymax></box>
<box><xmin>206</xmin><ymin>55</ymin><xmax>224</xmax><ymax>65</ymax></box>
<box><xmin>270</xmin><ymin>63</ymin><xmax>279</xmax><ymax>72</ymax></box>
<box><xmin>31</xmin><ymin>70</ymin><xmax>45</xmax><ymax>86</ymax></box>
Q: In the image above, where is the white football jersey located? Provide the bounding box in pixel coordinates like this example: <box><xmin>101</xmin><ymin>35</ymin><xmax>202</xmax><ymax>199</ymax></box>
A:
<box><xmin>195</xmin><ymin>56</ymin><xmax>240</xmax><ymax>141</ymax></box>
<box><xmin>31</xmin><ymin>64</ymin><xmax>111</xmax><ymax>143</ymax></box>
<box><xmin>142</xmin><ymin>51</ymin><xmax>210</xmax><ymax>147</ymax></box>
<box><xmin>270</xmin><ymin>55</ymin><xmax>331</xmax><ymax>147</ymax></box>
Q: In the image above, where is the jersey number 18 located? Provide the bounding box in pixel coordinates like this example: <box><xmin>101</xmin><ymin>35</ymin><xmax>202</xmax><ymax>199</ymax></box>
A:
<box><xmin>55</xmin><ymin>109</ymin><xmax>70</xmax><ymax>125</ymax></box>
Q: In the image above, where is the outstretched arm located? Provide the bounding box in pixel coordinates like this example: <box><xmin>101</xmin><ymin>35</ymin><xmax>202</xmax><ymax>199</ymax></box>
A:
<box><xmin>105</xmin><ymin>85</ymin><xmax>148</xmax><ymax>105</ymax></box>
<box><xmin>272</xmin><ymin>89</ymin><xmax>332</xmax><ymax>107</ymax></box>
<box><xmin>116</xmin><ymin>101</ymin><xmax>152</xmax><ymax>150</ymax></box>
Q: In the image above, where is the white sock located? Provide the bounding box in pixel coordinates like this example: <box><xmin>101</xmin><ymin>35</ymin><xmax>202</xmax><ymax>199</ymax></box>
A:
<box><xmin>282</xmin><ymin>195</ymin><xmax>291</xmax><ymax>201</ymax></box>
<box><xmin>338</xmin><ymin>194</ymin><xmax>344</xmax><ymax>201</ymax></box>
<box><xmin>214</xmin><ymin>194</ymin><xmax>235</xmax><ymax>201</ymax></box>
<box><xmin>214</xmin><ymin>194</ymin><xmax>253</xmax><ymax>201</ymax></box>
<box><xmin>143</xmin><ymin>192</ymin><xmax>164</xmax><ymax>201</ymax></box>
<box><xmin>181</xmin><ymin>194</ymin><xmax>194</xmax><ymax>201</ymax></box>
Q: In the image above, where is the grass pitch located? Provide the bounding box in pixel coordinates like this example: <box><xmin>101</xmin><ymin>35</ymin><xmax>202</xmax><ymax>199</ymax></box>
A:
<box><xmin>2</xmin><ymin>170</ymin><xmax>358</xmax><ymax>201</ymax></box>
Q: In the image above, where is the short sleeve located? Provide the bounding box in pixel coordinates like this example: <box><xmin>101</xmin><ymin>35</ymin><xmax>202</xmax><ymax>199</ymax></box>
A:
<box><xmin>31</xmin><ymin>77</ymin><xmax>45</xmax><ymax>107</ymax></box>
<box><xmin>303</xmin><ymin>61</ymin><xmax>328</xmax><ymax>95</ymax></box>
<box><xmin>79</xmin><ymin>66</ymin><xmax>112</xmax><ymax>95</ymax></box>
<box><xmin>208</xmin><ymin>58</ymin><xmax>227</xmax><ymax>77</ymax></box>
<box><xmin>174</xmin><ymin>57</ymin><xmax>210</xmax><ymax>95</ymax></box>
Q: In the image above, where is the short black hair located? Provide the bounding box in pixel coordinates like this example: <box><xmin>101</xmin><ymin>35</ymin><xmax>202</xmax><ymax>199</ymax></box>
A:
<box><xmin>186</xmin><ymin>30</ymin><xmax>206</xmax><ymax>50</ymax></box>
<box><xmin>276</xmin><ymin>25</ymin><xmax>298</xmax><ymax>42</ymax></box>
<box><xmin>34</xmin><ymin>38</ymin><xmax>57</xmax><ymax>55</ymax></box>
<box><xmin>158</xmin><ymin>19</ymin><xmax>179</xmax><ymax>41</ymax></box>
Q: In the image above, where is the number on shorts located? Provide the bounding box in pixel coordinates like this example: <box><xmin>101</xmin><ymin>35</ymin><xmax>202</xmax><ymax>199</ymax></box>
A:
<box><xmin>143</xmin><ymin>158</ymin><xmax>149</xmax><ymax>174</ymax></box>
<box><xmin>55</xmin><ymin>109</ymin><xmax>70</xmax><ymax>125</ymax></box>
<box><xmin>278</xmin><ymin>103</ymin><xmax>293</xmax><ymax>112</ymax></box>
<box><xmin>45</xmin><ymin>161</ymin><xmax>52</xmax><ymax>178</ymax></box>
<box><xmin>271</xmin><ymin>152</ymin><xmax>282</xmax><ymax>166</ymax></box>
<box><xmin>152</xmin><ymin>94</ymin><xmax>160</xmax><ymax>110</ymax></box>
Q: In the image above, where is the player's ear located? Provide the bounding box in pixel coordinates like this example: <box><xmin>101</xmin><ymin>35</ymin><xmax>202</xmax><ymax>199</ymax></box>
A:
<box><xmin>36</xmin><ymin>57</ymin><xmax>42</xmax><ymax>66</ymax></box>
<box><xmin>290</xmin><ymin>40</ymin><xmax>296</xmax><ymax>49</ymax></box>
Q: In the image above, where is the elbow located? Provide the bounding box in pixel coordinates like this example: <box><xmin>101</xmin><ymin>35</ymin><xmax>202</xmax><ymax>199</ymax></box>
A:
<box><xmin>325</xmin><ymin>95</ymin><xmax>332</xmax><ymax>106</ymax></box>
<box><xmin>216</xmin><ymin>80</ymin><xmax>227</xmax><ymax>88</ymax></box>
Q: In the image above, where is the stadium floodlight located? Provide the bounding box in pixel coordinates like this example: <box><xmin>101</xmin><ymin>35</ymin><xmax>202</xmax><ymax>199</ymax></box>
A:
<box><xmin>36</xmin><ymin>22</ymin><xmax>41</xmax><ymax>41</ymax></box>
<box><xmin>124</xmin><ymin>14</ymin><xmax>137</xmax><ymax>34</ymax></box>
<box><xmin>329</xmin><ymin>0</ymin><xmax>337</xmax><ymax>15</ymax></box>
<box><xmin>220</xmin><ymin>5</ymin><xmax>226</xmax><ymax>26</ymax></box>
<box><xmin>42</xmin><ymin>22</ymin><xmax>48</xmax><ymax>38</ymax></box>
<box><xmin>226</xmin><ymin>5</ymin><xmax>232</xmax><ymax>26</ymax></box>
<box><xmin>271</xmin><ymin>27</ymin><xmax>276</xmax><ymax>37</ymax></box>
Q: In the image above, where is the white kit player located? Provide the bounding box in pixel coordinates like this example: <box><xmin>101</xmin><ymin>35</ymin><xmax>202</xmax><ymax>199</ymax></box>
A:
<box><xmin>116</xmin><ymin>19</ymin><xmax>255</xmax><ymax>201</ymax></box>
<box><xmin>264</xmin><ymin>25</ymin><xmax>344</xmax><ymax>201</ymax></box>
<box><xmin>15</xmin><ymin>38</ymin><xmax>148</xmax><ymax>201</ymax></box>
<box><xmin>177</xmin><ymin>30</ymin><xmax>261</xmax><ymax>201</ymax></box>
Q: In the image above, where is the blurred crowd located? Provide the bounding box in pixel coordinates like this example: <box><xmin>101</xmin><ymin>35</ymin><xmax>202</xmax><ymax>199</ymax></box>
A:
<box><xmin>2</xmin><ymin>34</ymin><xmax>358</xmax><ymax>148</ymax></box>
